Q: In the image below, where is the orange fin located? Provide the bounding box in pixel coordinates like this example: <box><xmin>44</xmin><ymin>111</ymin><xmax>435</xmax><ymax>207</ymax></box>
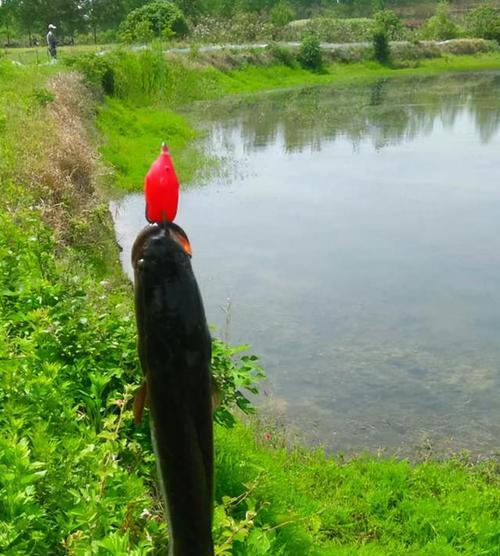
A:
<box><xmin>168</xmin><ymin>228</ymin><xmax>192</xmax><ymax>256</ymax></box>
<box><xmin>133</xmin><ymin>381</ymin><xmax>148</xmax><ymax>426</ymax></box>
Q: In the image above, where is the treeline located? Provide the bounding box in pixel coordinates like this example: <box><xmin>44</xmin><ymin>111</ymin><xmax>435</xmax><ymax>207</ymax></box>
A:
<box><xmin>0</xmin><ymin>0</ymin><xmax>145</xmax><ymax>44</ymax></box>
<box><xmin>0</xmin><ymin>0</ymin><xmax>499</xmax><ymax>45</ymax></box>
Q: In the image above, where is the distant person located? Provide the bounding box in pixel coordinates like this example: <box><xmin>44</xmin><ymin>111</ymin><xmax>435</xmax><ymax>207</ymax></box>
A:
<box><xmin>46</xmin><ymin>24</ymin><xmax>57</xmax><ymax>63</ymax></box>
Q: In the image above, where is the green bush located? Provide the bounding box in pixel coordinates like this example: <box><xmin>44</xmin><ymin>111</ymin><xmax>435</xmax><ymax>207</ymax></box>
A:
<box><xmin>118</xmin><ymin>0</ymin><xmax>189</xmax><ymax>44</ymax></box>
<box><xmin>298</xmin><ymin>33</ymin><xmax>323</xmax><ymax>70</ymax></box>
<box><xmin>267</xmin><ymin>42</ymin><xmax>297</xmax><ymax>66</ymax></box>
<box><xmin>373</xmin><ymin>9</ymin><xmax>407</xmax><ymax>40</ymax></box>
<box><xmin>464</xmin><ymin>6</ymin><xmax>500</xmax><ymax>43</ymax></box>
<box><xmin>269</xmin><ymin>1</ymin><xmax>295</xmax><ymax>28</ymax></box>
<box><xmin>438</xmin><ymin>37</ymin><xmax>498</xmax><ymax>55</ymax></box>
<box><xmin>283</xmin><ymin>17</ymin><xmax>375</xmax><ymax>43</ymax></box>
<box><xmin>66</xmin><ymin>53</ymin><xmax>115</xmax><ymax>95</ymax></box>
<box><xmin>191</xmin><ymin>13</ymin><xmax>270</xmax><ymax>43</ymax></box>
<box><xmin>418</xmin><ymin>1</ymin><xmax>461</xmax><ymax>40</ymax></box>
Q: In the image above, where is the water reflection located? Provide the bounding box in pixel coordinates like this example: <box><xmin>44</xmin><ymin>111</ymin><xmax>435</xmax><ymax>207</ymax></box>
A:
<box><xmin>187</xmin><ymin>73</ymin><xmax>500</xmax><ymax>156</ymax></box>
<box><xmin>112</xmin><ymin>72</ymin><xmax>500</xmax><ymax>456</ymax></box>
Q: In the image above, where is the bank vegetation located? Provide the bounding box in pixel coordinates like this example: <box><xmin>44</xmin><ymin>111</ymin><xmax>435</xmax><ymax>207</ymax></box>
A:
<box><xmin>0</xmin><ymin>46</ymin><xmax>499</xmax><ymax>554</ymax></box>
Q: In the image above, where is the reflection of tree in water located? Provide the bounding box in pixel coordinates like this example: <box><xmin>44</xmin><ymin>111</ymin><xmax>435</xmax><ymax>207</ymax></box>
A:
<box><xmin>192</xmin><ymin>73</ymin><xmax>500</xmax><ymax>153</ymax></box>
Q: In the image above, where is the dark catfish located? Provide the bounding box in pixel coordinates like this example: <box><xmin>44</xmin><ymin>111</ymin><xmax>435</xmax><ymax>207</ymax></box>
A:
<box><xmin>132</xmin><ymin>222</ymin><xmax>214</xmax><ymax>556</ymax></box>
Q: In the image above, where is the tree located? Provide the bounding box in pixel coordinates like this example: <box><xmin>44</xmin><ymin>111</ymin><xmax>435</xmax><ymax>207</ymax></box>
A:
<box><xmin>81</xmin><ymin>0</ymin><xmax>127</xmax><ymax>43</ymax></box>
<box><xmin>0</xmin><ymin>0</ymin><xmax>17</xmax><ymax>44</ymax></box>
<box><xmin>371</xmin><ymin>0</ymin><xmax>386</xmax><ymax>12</ymax></box>
<box><xmin>119</xmin><ymin>1</ymin><xmax>189</xmax><ymax>43</ymax></box>
<box><xmin>9</xmin><ymin>0</ymin><xmax>86</xmax><ymax>43</ymax></box>
<box><xmin>199</xmin><ymin>0</ymin><xmax>235</xmax><ymax>18</ymax></box>
<box><xmin>234</xmin><ymin>0</ymin><xmax>274</xmax><ymax>14</ymax></box>
<box><xmin>418</xmin><ymin>1</ymin><xmax>460</xmax><ymax>41</ymax></box>
<box><xmin>373</xmin><ymin>9</ymin><xmax>405</xmax><ymax>40</ymax></box>
<box><xmin>269</xmin><ymin>0</ymin><xmax>295</xmax><ymax>28</ymax></box>
<box><xmin>173</xmin><ymin>0</ymin><xmax>204</xmax><ymax>20</ymax></box>
<box><xmin>465</xmin><ymin>5</ymin><xmax>500</xmax><ymax>43</ymax></box>
<box><xmin>14</xmin><ymin>0</ymin><xmax>44</xmax><ymax>45</ymax></box>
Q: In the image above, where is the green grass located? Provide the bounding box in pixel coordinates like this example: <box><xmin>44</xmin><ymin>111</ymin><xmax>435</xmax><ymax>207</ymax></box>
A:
<box><xmin>215</xmin><ymin>423</ymin><xmax>500</xmax><ymax>554</ymax></box>
<box><xmin>97</xmin><ymin>98</ymin><xmax>200</xmax><ymax>191</ymax></box>
<box><xmin>218</xmin><ymin>53</ymin><xmax>500</xmax><ymax>94</ymax></box>
<box><xmin>1</xmin><ymin>44</ymin><xmax>114</xmax><ymax>66</ymax></box>
<box><xmin>0</xmin><ymin>60</ymin><xmax>263</xmax><ymax>554</ymax></box>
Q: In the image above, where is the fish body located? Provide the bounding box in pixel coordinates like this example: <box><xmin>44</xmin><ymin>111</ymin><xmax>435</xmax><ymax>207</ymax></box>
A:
<box><xmin>132</xmin><ymin>223</ymin><xmax>214</xmax><ymax>556</ymax></box>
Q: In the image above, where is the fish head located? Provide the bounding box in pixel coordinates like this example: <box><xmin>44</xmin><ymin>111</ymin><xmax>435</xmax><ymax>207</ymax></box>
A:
<box><xmin>131</xmin><ymin>222</ymin><xmax>196</xmax><ymax>351</ymax></box>
<box><xmin>132</xmin><ymin>222</ymin><xmax>192</xmax><ymax>274</ymax></box>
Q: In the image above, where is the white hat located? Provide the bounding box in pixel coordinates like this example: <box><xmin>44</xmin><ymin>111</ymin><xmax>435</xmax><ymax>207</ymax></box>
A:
<box><xmin>48</xmin><ymin>24</ymin><xmax>56</xmax><ymax>30</ymax></box>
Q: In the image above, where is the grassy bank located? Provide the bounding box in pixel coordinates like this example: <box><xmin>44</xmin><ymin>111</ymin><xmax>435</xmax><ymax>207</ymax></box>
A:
<box><xmin>1</xmin><ymin>56</ymin><xmax>499</xmax><ymax>554</ymax></box>
<box><xmin>0</xmin><ymin>60</ymin><xmax>262</xmax><ymax>554</ymax></box>
<box><xmin>70</xmin><ymin>47</ymin><xmax>500</xmax><ymax>191</ymax></box>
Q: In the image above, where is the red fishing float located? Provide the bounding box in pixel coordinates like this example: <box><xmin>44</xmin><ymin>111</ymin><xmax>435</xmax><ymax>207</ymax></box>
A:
<box><xmin>145</xmin><ymin>144</ymin><xmax>179</xmax><ymax>223</ymax></box>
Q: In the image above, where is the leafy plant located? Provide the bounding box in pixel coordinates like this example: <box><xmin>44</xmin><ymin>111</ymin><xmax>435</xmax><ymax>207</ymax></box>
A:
<box><xmin>31</xmin><ymin>87</ymin><xmax>55</xmax><ymax>106</ymax></box>
<box><xmin>373</xmin><ymin>9</ymin><xmax>406</xmax><ymax>40</ymax></box>
<box><xmin>191</xmin><ymin>13</ymin><xmax>270</xmax><ymax>43</ymax></box>
<box><xmin>118</xmin><ymin>0</ymin><xmax>189</xmax><ymax>44</ymax></box>
<box><xmin>298</xmin><ymin>33</ymin><xmax>323</xmax><ymax>71</ymax></box>
<box><xmin>282</xmin><ymin>17</ymin><xmax>376</xmax><ymax>43</ymax></box>
<box><xmin>464</xmin><ymin>6</ymin><xmax>500</xmax><ymax>43</ymax></box>
<box><xmin>66</xmin><ymin>53</ymin><xmax>115</xmax><ymax>95</ymax></box>
<box><xmin>269</xmin><ymin>1</ymin><xmax>295</xmax><ymax>29</ymax></box>
<box><xmin>418</xmin><ymin>1</ymin><xmax>461</xmax><ymax>40</ymax></box>
<box><xmin>214</xmin><ymin>476</ymin><xmax>269</xmax><ymax>555</ymax></box>
<box><xmin>212</xmin><ymin>339</ymin><xmax>266</xmax><ymax>428</ymax></box>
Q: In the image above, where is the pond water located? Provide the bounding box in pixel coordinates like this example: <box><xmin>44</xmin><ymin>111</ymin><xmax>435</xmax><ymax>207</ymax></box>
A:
<box><xmin>111</xmin><ymin>72</ymin><xmax>500</xmax><ymax>456</ymax></box>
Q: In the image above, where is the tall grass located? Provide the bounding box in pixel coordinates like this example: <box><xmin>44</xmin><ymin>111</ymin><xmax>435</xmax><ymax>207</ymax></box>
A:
<box><xmin>69</xmin><ymin>45</ymin><xmax>223</xmax><ymax>106</ymax></box>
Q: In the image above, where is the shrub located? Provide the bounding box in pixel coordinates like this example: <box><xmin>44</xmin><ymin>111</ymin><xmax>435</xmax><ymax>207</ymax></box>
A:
<box><xmin>191</xmin><ymin>13</ymin><xmax>270</xmax><ymax>43</ymax></box>
<box><xmin>266</xmin><ymin>42</ymin><xmax>296</xmax><ymax>66</ymax></box>
<box><xmin>418</xmin><ymin>1</ymin><xmax>461</xmax><ymax>40</ymax></box>
<box><xmin>391</xmin><ymin>41</ymin><xmax>441</xmax><ymax>61</ymax></box>
<box><xmin>66</xmin><ymin>53</ymin><xmax>115</xmax><ymax>95</ymax></box>
<box><xmin>464</xmin><ymin>6</ymin><xmax>500</xmax><ymax>43</ymax></box>
<box><xmin>373</xmin><ymin>9</ymin><xmax>407</xmax><ymax>40</ymax></box>
<box><xmin>283</xmin><ymin>17</ymin><xmax>375</xmax><ymax>43</ymax></box>
<box><xmin>437</xmin><ymin>37</ymin><xmax>498</xmax><ymax>55</ymax></box>
<box><xmin>269</xmin><ymin>1</ymin><xmax>295</xmax><ymax>28</ymax></box>
<box><xmin>118</xmin><ymin>0</ymin><xmax>189</xmax><ymax>44</ymax></box>
<box><xmin>325</xmin><ymin>43</ymin><xmax>371</xmax><ymax>63</ymax></box>
<box><xmin>373</xmin><ymin>28</ymin><xmax>391</xmax><ymax>64</ymax></box>
<box><xmin>298</xmin><ymin>33</ymin><xmax>323</xmax><ymax>70</ymax></box>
